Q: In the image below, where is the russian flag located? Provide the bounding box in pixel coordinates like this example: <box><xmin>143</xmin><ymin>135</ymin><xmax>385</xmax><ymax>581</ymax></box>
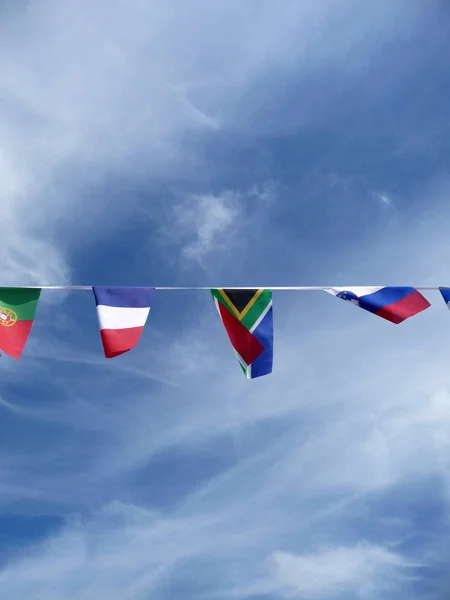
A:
<box><xmin>93</xmin><ymin>287</ymin><xmax>154</xmax><ymax>358</ymax></box>
<box><xmin>326</xmin><ymin>286</ymin><xmax>430</xmax><ymax>324</ymax></box>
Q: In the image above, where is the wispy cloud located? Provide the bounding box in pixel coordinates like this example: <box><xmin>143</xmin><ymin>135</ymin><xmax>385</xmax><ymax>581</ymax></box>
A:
<box><xmin>264</xmin><ymin>545</ymin><xmax>418</xmax><ymax>599</ymax></box>
<box><xmin>176</xmin><ymin>192</ymin><xmax>240</xmax><ymax>262</ymax></box>
<box><xmin>0</xmin><ymin>0</ymin><xmax>419</xmax><ymax>284</ymax></box>
<box><xmin>164</xmin><ymin>184</ymin><xmax>278</xmax><ymax>276</ymax></box>
<box><xmin>1</xmin><ymin>1</ymin><xmax>449</xmax><ymax>599</ymax></box>
<box><xmin>379</xmin><ymin>194</ymin><xmax>393</xmax><ymax>207</ymax></box>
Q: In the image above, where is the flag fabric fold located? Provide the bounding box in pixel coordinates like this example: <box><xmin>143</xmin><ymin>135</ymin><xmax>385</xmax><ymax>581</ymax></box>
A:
<box><xmin>325</xmin><ymin>286</ymin><xmax>430</xmax><ymax>323</ymax></box>
<box><xmin>0</xmin><ymin>287</ymin><xmax>41</xmax><ymax>358</ymax></box>
<box><xmin>211</xmin><ymin>288</ymin><xmax>273</xmax><ymax>378</ymax></box>
<box><xmin>93</xmin><ymin>287</ymin><xmax>154</xmax><ymax>358</ymax></box>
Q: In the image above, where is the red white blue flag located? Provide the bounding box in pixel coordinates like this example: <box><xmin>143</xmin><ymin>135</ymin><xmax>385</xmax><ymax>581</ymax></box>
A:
<box><xmin>325</xmin><ymin>286</ymin><xmax>430</xmax><ymax>323</ymax></box>
<box><xmin>93</xmin><ymin>287</ymin><xmax>154</xmax><ymax>358</ymax></box>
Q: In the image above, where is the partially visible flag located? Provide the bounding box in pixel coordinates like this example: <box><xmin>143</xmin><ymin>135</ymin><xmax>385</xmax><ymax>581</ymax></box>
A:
<box><xmin>0</xmin><ymin>287</ymin><xmax>41</xmax><ymax>358</ymax></box>
<box><xmin>326</xmin><ymin>286</ymin><xmax>430</xmax><ymax>323</ymax></box>
<box><xmin>439</xmin><ymin>287</ymin><xmax>450</xmax><ymax>309</ymax></box>
<box><xmin>211</xmin><ymin>288</ymin><xmax>273</xmax><ymax>378</ymax></box>
<box><xmin>93</xmin><ymin>287</ymin><xmax>154</xmax><ymax>358</ymax></box>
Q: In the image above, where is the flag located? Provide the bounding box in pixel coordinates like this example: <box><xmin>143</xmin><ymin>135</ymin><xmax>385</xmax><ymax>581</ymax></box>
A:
<box><xmin>211</xmin><ymin>288</ymin><xmax>273</xmax><ymax>378</ymax></box>
<box><xmin>93</xmin><ymin>287</ymin><xmax>154</xmax><ymax>358</ymax></box>
<box><xmin>0</xmin><ymin>287</ymin><xmax>41</xmax><ymax>358</ymax></box>
<box><xmin>326</xmin><ymin>286</ymin><xmax>430</xmax><ymax>323</ymax></box>
<box><xmin>439</xmin><ymin>287</ymin><xmax>450</xmax><ymax>309</ymax></box>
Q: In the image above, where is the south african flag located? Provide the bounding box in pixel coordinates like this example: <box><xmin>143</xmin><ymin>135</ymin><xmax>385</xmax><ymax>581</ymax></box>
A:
<box><xmin>210</xmin><ymin>289</ymin><xmax>273</xmax><ymax>378</ymax></box>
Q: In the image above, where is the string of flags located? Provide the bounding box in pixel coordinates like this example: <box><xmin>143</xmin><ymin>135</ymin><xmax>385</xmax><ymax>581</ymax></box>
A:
<box><xmin>0</xmin><ymin>285</ymin><xmax>449</xmax><ymax>378</ymax></box>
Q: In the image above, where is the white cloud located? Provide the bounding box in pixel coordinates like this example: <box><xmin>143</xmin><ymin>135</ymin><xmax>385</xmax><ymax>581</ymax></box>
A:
<box><xmin>0</xmin><ymin>2</ymin><xmax>446</xmax><ymax>600</ymax></box>
<box><xmin>0</xmin><ymin>229</ymin><xmax>70</xmax><ymax>287</ymax></box>
<box><xmin>267</xmin><ymin>545</ymin><xmax>415</xmax><ymax>599</ymax></box>
<box><xmin>176</xmin><ymin>192</ymin><xmax>239</xmax><ymax>261</ymax></box>
<box><xmin>0</xmin><ymin>290</ymin><xmax>444</xmax><ymax>598</ymax></box>
<box><xmin>0</xmin><ymin>500</ymin><xmax>276</xmax><ymax>599</ymax></box>
<box><xmin>0</xmin><ymin>0</ymin><xmax>420</xmax><ymax>285</ymax></box>
<box><xmin>0</xmin><ymin>144</ymin><xmax>70</xmax><ymax>286</ymax></box>
<box><xmin>166</xmin><ymin>184</ymin><xmax>277</xmax><ymax>268</ymax></box>
<box><xmin>380</xmin><ymin>194</ymin><xmax>393</xmax><ymax>207</ymax></box>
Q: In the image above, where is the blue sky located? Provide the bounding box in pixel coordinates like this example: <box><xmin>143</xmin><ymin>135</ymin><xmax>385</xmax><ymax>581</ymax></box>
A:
<box><xmin>1</xmin><ymin>1</ymin><xmax>450</xmax><ymax>598</ymax></box>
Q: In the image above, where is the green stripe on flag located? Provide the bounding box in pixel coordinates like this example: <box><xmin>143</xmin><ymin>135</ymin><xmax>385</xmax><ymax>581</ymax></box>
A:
<box><xmin>211</xmin><ymin>288</ymin><xmax>272</xmax><ymax>331</ymax></box>
<box><xmin>210</xmin><ymin>289</ymin><xmax>235</xmax><ymax>315</ymax></box>
<box><xmin>0</xmin><ymin>288</ymin><xmax>41</xmax><ymax>321</ymax></box>
<box><xmin>240</xmin><ymin>290</ymin><xmax>272</xmax><ymax>330</ymax></box>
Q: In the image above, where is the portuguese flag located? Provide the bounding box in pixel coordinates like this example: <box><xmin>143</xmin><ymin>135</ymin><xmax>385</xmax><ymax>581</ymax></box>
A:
<box><xmin>0</xmin><ymin>288</ymin><xmax>41</xmax><ymax>359</ymax></box>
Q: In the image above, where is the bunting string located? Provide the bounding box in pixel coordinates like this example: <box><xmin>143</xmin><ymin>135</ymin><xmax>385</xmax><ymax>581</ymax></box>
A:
<box><xmin>0</xmin><ymin>286</ymin><xmax>446</xmax><ymax>291</ymax></box>
<box><xmin>0</xmin><ymin>285</ymin><xmax>449</xmax><ymax>374</ymax></box>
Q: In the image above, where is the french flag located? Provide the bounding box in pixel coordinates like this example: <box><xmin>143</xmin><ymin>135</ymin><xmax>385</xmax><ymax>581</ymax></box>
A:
<box><xmin>326</xmin><ymin>286</ymin><xmax>430</xmax><ymax>324</ymax></box>
<box><xmin>93</xmin><ymin>287</ymin><xmax>154</xmax><ymax>358</ymax></box>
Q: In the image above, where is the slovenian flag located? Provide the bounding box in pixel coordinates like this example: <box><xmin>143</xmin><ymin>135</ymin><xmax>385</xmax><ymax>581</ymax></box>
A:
<box><xmin>93</xmin><ymin>287</ymin><xmax>154</xmax><ymax>358</ymax></box>
<box><xmin>325</xmin><ymin>286</ymin><xmax>430</xmax><ymax>323</ymax></box>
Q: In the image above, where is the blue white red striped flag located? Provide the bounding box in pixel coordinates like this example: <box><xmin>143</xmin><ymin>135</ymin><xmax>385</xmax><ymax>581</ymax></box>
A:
<box><xmin>93</xmin><ymin>287</ymin><xmax>154</xmax><ymax>358</ymax></box>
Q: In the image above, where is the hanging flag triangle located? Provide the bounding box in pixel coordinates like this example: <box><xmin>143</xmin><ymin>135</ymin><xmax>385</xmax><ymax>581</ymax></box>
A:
<box><xmin>325</xmin><ymin>286</ymin><xmax>430</xmax><ymax>323</ymax></box>
<box><xmin>211</xmin><ymin>288</ymin><xmax>273</xmax><ymax>378</ymax></box>
<box><xmin>0</xmin><ymin>287</ymin><xmax>41</xmax><ymax>359</ymax></box>
<box><xmin>439</xmin><ymin>287</ymin><xmax>450</xmax><ymax>309</ymax></box>
<box><xmin>93</xmin><ymin>287</ymin><xmax>154</xmax><ymax>358</ymax></box>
